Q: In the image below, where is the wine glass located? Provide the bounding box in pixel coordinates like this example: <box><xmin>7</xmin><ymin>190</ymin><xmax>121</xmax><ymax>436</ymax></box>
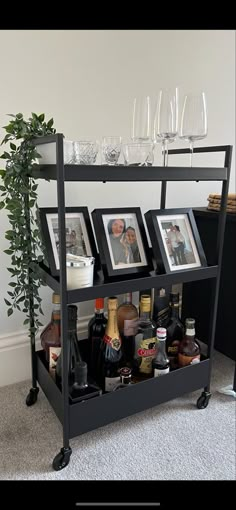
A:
<box><xmin>179</xmin><ymin>91</ymin><xmax>207</xmax><ymax>167</ymax></box>
<box><xmin>154</xmin><ymin>87</ymin><xmax>179</xmax><ymax>167</ymax></box>
<box><xmin>131</xmin><ymin>95</ymin><xmax>152</xmax><ymax>142</ymax></box>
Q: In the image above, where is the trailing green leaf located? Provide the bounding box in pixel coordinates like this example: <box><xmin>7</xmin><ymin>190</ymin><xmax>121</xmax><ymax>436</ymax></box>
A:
<box><xmin>0</xmin><ymin>112</ymin><xmax>56</xmax><ymax>336</ymax></box>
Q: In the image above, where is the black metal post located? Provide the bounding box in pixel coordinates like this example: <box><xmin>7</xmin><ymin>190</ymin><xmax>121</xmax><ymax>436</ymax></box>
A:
<box><xmin>205</xmin><ymin>147</ymin><xmax>232</xmax><ymax>391</ymax></box>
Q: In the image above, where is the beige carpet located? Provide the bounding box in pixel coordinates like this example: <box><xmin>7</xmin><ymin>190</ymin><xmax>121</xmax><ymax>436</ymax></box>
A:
<box><xmin>0</xmin><ymin>350</ymin><xmax>235</xmax><ymax>480</ymax></box>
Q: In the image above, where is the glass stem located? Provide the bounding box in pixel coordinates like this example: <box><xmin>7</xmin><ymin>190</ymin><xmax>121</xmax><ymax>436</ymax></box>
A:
<box><xmin>190</xmin><ymin>141</ymin><xmax>194</xmax><ymax>167</ymax></box>
<box><xmin>163</xmin><ymin>140</ymin><xmax>168</xmax><ymax>167</ymax></box>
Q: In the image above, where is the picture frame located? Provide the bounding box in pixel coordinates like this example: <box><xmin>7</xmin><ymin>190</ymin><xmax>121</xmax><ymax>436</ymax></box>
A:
<box><xmin>38</xmin><ymin>207</ymin><xmax>98</xmax><ymax>277</ymax></box>
<box><xmin>145</xmin><ymin>208</ymin><xmax>207</xmax><ymax>273</ymax></box>
<box><xmin>91</xmin><ymin>207</ymin><xmax>153</xmax><ymax>279</ymax></box>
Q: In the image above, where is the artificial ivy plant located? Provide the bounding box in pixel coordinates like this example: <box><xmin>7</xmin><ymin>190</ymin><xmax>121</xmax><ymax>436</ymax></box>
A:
<box><xmin>0</xmin><ymin>112</ymin><xmax>56</xmax><ymax>336</ymax></box>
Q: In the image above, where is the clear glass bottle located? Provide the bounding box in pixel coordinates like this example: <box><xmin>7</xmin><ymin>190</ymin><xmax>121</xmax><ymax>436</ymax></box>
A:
<box><xmin>165</xmin><ymin>292</ymin><xmax>184</xmax><ymax>370</ymax></box>
<box><xmin>88</xmin><ymin>298</ymin><xmax>107</xmax><ymax>381</ymax></box>
<box><xmin>117</xmin><ymin>292</ymin><xmax>139</xmax><ymax>367</ymax></box>
<box><xmin>152</xmin><ymin>327</ymin><xmax>170</xmax><ymax>377</ymax></box>
<box><xmin>98</xmin><ymin>296</ymin><xmax>123</xmax><ymax>392</ymax></box>
<box><xmin>178</xmin><ymin>318</ymin><xmax>201</xmax><ymax>367</ymax></box>
<box><xmin>134</xmin><ymin>294</ymin><xmax>157</xmax><ymax>378</ymax></box>
<box><xmin>40</xmin><ymin>293</ymin><xmax>61</xmax><ymax>363</ymax></box>
<box><xmin>69</xmin><ymin>361</ymin><xmax>102</xmax><ymax>403</ymax></box>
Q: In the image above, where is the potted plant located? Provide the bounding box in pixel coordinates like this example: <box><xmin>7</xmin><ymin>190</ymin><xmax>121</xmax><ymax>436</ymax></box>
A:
<box><xmin>0</xmin><ymin>112</ymin><xmax>56</xmax><ymax>341</ymax></box>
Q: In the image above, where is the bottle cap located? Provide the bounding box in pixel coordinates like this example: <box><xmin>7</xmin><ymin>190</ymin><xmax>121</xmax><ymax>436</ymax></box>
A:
<box><xmin>120</xmin><ymin>366</ymin><xmax>132</xmax><ymax>384</ymax></box>
<box><xmin>95</xmin><ymin>298</ymin><xmax>104</xmax><ymax>310</ymax></box>
<box><xmin>156</xmin><ymin>327</ymin><xmax>167</xmax><ymax>339</ymax></box>
<box><xmin>140</xmin><ymin>294</ymin><xmax>151</xmax><ymax>312</ymax></box>
<box><xmin>52</xmin><ymin>293</ymin><xmax>60</xmax><ymax>304</ymax></box>
<box><xmin>185</xmin><ymin>317</ymin><xmax>195</xmax><ymax>328</ymax></box>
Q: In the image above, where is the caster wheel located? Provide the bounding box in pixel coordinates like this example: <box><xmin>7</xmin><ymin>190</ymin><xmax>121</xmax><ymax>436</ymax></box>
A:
<box><xmin>52</xmin><ymin>447</ymin><xmax>72</xmax><ymax>471</ymax></box>
<box><xmin>26</xmin><ymin>387</ymin><xmax>39</xmax><ymax>406</ymax></box>
<box><xmin>197</xmin><ymin>391</ymin><xmax>211</xmax><ymax>409</ymax></box>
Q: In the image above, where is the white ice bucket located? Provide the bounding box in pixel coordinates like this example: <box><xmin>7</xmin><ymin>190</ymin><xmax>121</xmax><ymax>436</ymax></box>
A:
<box><xmin>66</xmin><ymin>254</ymin><xmax>95</xmax><ymax>290</ymax></box>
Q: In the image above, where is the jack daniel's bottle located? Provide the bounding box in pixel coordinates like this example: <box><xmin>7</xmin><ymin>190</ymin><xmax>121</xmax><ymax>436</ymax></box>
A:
<box><xmin>165</xmin><ymin>293</ymin><xmax>184</xmax><ymax>370</ymax></box>
<box><xmin>98</xmin><ymin>297</ymin><xmax>123</xmax><ymax>392</ymax></box>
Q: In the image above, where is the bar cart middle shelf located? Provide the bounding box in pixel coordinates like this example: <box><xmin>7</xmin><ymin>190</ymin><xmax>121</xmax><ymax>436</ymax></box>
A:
<box><xmin>26</xmin><ymin>135</ymin><xmax>232</xmax><ymax>470</ymax></box>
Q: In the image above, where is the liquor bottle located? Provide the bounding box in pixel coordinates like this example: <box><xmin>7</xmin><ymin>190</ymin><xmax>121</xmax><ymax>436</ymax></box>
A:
<box><xmin>153</xmin><ymin>287</ymin><xmax>171</xmax><ymax>328</ymax></box>
<box><xmin>56</xmin><ymin>304</ymin><xmax>82</xmax><ymax>385</ymax></box>
<box><xmin>165</xmin><ymin>292</ymin><xmax>184</xmax><ymax>370</ymax></box>
<box><xmin>117</xmin><ymin>292</ymin><xmax>139</xmax><ymax>367</ymax></box>
<box><xmin>98</xmin><ymin>296</ymin><xmax>123</xmax><ymax>392</ymax></box>
<box><xmin>152</xmin><ymin>327</ymin><xmax>170</xmax><ymax>377</ymax></box>
<box><xmin>69</xmin><ymin>361</ymin><xmax>102</xmax><ymax>403</ymax></box>
<box><xmin>40</xmin><ymin>292</ymin><xmax>61</xmax><ymax>364</ymax></box>
<box><xmin>134</xmin><ymin>294</ymin><xmax>157</xmax><ymax>378</ymax></box>
<box><xmin>88</xmin><ymin>298</ymin><xmax>107</xmax><ymax>381</ymax></box>
<box><xmin>178</xmin><ymin>318</ymin><xmax>201</xmax><ymax>367</ymax></box>
<box><xmin>113</xmin><ymin>366</ymin><xmax>133</xmax><ymax>390</ymax></box>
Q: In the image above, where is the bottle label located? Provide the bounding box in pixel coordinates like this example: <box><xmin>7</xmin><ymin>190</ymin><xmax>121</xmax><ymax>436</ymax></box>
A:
<box><xmin>136</xmin><ymin>337</ymin><xmax>157</xmax><ymax>374</ymax></box>
<box><xmin>105</xmin><ymin>376</ymin><xmax>120</xmax><ymax>392</ymax></box>
<box><xmin>167</xmin><ymin>341</ymin><xmax>180</xmax><ymax>355</ymax></box>
<box><xmin>178</xmin><ymin>353</ymin><xmax>200</xmax><ymax>367</ymax></box>
<box><xmin>124</xmin><ymin>318</ymin><xmax>139</xmax><ymax>336</ymax></box>
<box><xmin>154</xmin><ymin>367</ymin><xmax>170</xmax><ymax>377</ymax></box>
<box><xmin>49</xmin><ymin>346</ymin><xmax>61</xmax><ymax>376</ymax></box>
<box><xmin>104</xmin><ymin>334</ymin><xmax>121</xmax><ymax>351</ymax></box>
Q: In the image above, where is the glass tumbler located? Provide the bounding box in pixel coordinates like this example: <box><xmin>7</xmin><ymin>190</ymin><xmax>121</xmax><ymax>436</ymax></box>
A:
<box><xmin>102</xmin><ymin>136</ymin><xmax>122</xmax><ymax>166</ymax></box>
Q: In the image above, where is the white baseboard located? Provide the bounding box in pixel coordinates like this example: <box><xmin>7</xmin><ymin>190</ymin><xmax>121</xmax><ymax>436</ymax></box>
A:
<box><xmin>0</xmin><ymin>316</ymin><xmax>90</xmax><ymax>387</ymax></box>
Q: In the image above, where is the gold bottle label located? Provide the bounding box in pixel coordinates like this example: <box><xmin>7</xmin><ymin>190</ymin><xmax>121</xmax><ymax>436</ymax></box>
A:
<box><xmin>136</xmin><ymin>336</ymin><xmax>157</xmax><ymax>374</ymax></box>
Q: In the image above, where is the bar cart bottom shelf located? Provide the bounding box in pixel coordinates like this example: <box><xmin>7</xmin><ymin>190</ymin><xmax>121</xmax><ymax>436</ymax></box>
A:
<box><xmin>36</xmin><ymin>350</ymin><xmax>210</xmax><ymax>439</ymax></box>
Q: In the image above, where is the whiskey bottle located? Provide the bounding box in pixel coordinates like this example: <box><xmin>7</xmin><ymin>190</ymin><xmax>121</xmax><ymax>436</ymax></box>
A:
<box><xmin>134</xmin><ymin>294</ymin><xmax>157</xmax><ymax>377</ymax></box>
<box><xmin>165</xmin><ymin>292</ymin><xmax>184</xmax><ymax>370</ymax></box>
<box><xmin>99</xmin><ymin>296</ymin><xmax>123</xmax><ymax>392</ymax></box>
<box><xmin>40</xmin><ymin>292</ymin><xmax>61</xmax><ymax>365</ymax></box>
<box><xmin>88</xmin><ymin>298</ymin><xmax>107</xmax><ymax>381</ymax></box>
<box><xmin>178</xmin><ymin>318</ymin><xmax>201</xmax><ymax>367</ymax></box>
<box><xmin>117</xmin><ymin>292</ymin><xmax>139</xmax><ymax>367</ymax></box>
<box><xmin>152</xmin><ymin>327</ymin><xmax>170</xmax><ymax>377</ymax></box>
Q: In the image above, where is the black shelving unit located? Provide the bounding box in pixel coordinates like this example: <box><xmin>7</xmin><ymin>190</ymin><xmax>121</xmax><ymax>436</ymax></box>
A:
<box><xmin>26</xmin><ymin>134</ymin><xmax>232</xmax><ymax>470</ymax></box>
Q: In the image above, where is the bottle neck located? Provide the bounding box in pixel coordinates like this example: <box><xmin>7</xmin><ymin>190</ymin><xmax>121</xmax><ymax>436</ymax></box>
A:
<box><xmin>95</xmin><ymin>308</ymin><xmax>105</xmax><ymax>316</ymax></box>
<box><xmin>169</xmin><ymin>303</ymin><xmax>180</xmax><ymax>318</ymax></box>
<box><xmin>140</xmin><ymin>309</ymin><xmax>151</xmax><ymax>321</ymax></box>
<box><xmin>123</xmin><ymin>292</ymin><xmax>132</xmax><ymax>304</ymax></box>
<box><xmin>106</xmin><ymin>309</ymin><xmax>120</xmax><ymax>337</ymax></box>
<box><xmin>157</xmin><ymin>339</ymin><xmax>167</xmax><ymax>353</ymax></box>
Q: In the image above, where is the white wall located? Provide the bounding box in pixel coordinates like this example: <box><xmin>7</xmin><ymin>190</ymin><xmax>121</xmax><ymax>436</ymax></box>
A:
<box><xmin>0</xmin><ymin>30</ymin><xmax>235</xmax><ymax>384</ymax></box>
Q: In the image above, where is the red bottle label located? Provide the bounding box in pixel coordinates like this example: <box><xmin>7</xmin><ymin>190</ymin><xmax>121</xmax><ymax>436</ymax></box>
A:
<box><xmin>103</xmin><ymin>334</ymin><xmax>121</xmax><ymax>351</ymax></box>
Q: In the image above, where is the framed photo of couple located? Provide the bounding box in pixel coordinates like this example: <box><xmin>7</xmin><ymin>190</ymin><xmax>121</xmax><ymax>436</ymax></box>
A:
<box><xmin>91</xmin><ymin>207</ymin><xmax>153</xmax><ymax>279</ymax></box>
<box><xmin>145</xmin><ymin>208</ymin><xmax>207</xmax><ymax>273</ymax></box>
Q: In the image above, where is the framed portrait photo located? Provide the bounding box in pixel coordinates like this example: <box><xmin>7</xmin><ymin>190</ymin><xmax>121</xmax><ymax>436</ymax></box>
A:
<box><xmin>39</xmin><ymin>207</ymin><xmax>98</xmax><ymax>276</ymax></box>
<box><xmin>145</xmin><ymin>208</ymin><xmax>207</xmax><ymax>274</ymax></box>
<box><xmin>91</xmin><ymin>207</ymin><xmax>153</xmax><ymax>279</ymax></box>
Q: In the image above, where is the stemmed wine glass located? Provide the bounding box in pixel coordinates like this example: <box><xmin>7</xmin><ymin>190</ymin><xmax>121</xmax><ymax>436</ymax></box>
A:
<box><xmin>179</xmin><ymin>91</ymin><xmax>207</xmax><ymax>167</ymax></box>
<box><xmin>154</xmin><ymin>87</ymin><xmax>179</xmax><ymax>167</ymax></box>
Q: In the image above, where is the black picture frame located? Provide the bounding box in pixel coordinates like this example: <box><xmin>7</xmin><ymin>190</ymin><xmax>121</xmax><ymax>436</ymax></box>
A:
<box><xmin>91</xmin><ymin>207</ymin><xmax>153</xmax><ymax>280</ymax></box>
<box><xmin>145</xmin><ymin>208</ymin><xmax>207</xmax><ymax>274</ymax></box>
<box><xmin>39</xmin><ymin>207</ymin><xmax>98</xmax><ymax>277</ymax></box>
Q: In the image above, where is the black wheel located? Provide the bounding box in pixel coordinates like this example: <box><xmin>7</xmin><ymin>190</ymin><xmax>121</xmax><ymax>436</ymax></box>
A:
<box><xmin>52</xmin><ymin>447</ymin><xmax>72</xmax><ymax>471</ymax></box>
<box><xmin>26</xmin><ymin>387</ymin><xmax>39</xmax><ymax>406</ymax></box>
<box><xmin>196</xmin><ymin>391</ymin><xmax>211</xmax><ymax>409</ymax></box>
